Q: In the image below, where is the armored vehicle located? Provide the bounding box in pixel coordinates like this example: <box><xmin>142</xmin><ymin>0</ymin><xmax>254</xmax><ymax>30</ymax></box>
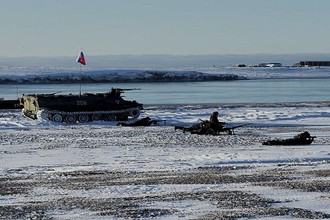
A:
<box><xmin>21</xmin><ymin>88</ymin><xmax>143</xmax><ymax>123</ymax></box>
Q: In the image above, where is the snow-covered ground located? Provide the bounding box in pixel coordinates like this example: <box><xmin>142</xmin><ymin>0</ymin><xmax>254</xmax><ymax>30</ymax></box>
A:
<box><xmin>0</xmin><ymin>103</ymin><xmax>329</xmax><ymax>219</ymax></box>
<box><xmin>0</xmin><ymin>64</ymin><xmax>330</xmax><ymax>219</ymax></box>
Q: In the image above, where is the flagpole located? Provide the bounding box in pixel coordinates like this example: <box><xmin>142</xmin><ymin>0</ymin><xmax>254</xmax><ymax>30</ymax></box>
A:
<box><xmin>76</xmin><ymin>51</ymin><xmax>86</xmax><ymax>96</ymax></box>
<box><xmin>80</xmin><ymin>64</ymin><xmax>82</xmax><ymax>96</ymax></box>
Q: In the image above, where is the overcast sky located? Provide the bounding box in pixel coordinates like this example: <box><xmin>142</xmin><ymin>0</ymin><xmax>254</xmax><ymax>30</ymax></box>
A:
<box><xmin>1</xmin><ymin>0</ymin><xmax>330</xmax><ymax>57</ymax></box>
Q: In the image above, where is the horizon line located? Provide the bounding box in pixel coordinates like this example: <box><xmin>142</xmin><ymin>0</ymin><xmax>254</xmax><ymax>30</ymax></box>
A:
<box><xmin>1</xmin><ymin>52</ymin><xmax>330</xmax><ymax>59</ymax></box>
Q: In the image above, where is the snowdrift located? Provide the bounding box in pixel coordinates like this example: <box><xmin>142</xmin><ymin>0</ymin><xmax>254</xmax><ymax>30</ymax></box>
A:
<box><xmin>0</xmin><ymin>67</ymin><xmax>242</xmax><ymax>84</ymax></box>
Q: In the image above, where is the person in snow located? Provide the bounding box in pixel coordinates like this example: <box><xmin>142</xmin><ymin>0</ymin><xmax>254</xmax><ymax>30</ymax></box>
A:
<box><xmin>262</xmin><ymin>131</ymin><xmax>316</xmax><ymax>145</ymax></box>
<box><xmin>209</xmin><ymin>111</ymin><xmax>226</xmax><ymax>133</ymax></box>
<box><xmin>175</xmin><ymin>111</ymin><xmax>227</xmax><ymax>135</ymax></box>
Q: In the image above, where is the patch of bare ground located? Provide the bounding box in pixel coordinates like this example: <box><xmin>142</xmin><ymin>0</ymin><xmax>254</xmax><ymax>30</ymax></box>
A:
<box><xmin>256</xmin><ymin>163</ymin><xmax>330</xmax><ymax>193</ymax></box>
<box><xmin>197</xmin><ymin>207</ymin><xmax>329</xmax><ymax>220</ymax></box>
<box><xmin>258</xmin><ymin>180</ymin><xmax>330</xmax><ymax>193</ymax></box>
<box><xmin>0</xmin><ymin>163</ymin><xmax>329</xmax><ymax>219</ymax></box>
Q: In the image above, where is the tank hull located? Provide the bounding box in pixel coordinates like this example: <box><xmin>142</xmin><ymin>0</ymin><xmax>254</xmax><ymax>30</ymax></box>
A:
<box><xmin>21</xmin><ymin>88</ymin><xmax>143</xmax><ymax>123</ymax></box>
<box><xmin>0</xmin><ymin>99</ymin><xmax>22</xmax><ymax>109</ymax></box>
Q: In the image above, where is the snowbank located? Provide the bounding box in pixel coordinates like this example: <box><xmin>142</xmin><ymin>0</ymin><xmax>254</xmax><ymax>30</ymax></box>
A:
<box><xmin>2</xmin><ymin>65</ymin><xmax>330</xmax><ymax>84</ymax></box>
<box><xmin>0</xmin><ymin>67</ymin><xmax>242</xmax><ymax>84</ymax></box>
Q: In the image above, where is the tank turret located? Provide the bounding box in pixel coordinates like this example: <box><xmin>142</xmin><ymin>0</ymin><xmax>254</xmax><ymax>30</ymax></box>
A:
<box><xmin>21</xmin><ymin>88</ymin><xmax>143</xmax><ymax>123</ymax></box>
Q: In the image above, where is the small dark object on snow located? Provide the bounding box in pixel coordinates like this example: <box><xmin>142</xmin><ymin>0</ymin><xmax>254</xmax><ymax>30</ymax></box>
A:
<box><xmin>118</xmin><ymin>117</ymin><xmax>165</xmax><ymax>126</ymax></box>
<box><xmin>262</xmin><ymin>131</ymin><xmax>316</xmax><ymax>146</ymax></box>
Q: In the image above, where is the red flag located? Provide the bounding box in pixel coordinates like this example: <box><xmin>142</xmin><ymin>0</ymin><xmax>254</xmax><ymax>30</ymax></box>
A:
<box><xmin>76</xmin><ymin>51</ymin><xmax>86</xmax><ymax>65</ymax></box>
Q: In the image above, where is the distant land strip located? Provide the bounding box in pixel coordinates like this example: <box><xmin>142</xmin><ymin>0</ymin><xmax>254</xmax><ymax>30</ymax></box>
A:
<box><xmin>0</xmin><ymin>71</ymin><xmax>244</xmax><ymax>84</ymax></box>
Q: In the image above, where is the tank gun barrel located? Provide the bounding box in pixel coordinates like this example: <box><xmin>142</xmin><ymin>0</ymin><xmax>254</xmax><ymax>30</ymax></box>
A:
<box><xmin>110</xmin><ymin>88</ymin><xmax>141</xmax><ymax>96</ymax></box>
<box><xmin>111</xmin><ymin>88</ymin><xmax>141</xmax><ymax>91</ymax></box>
<box><xmin>51</xmin><ymin>91</ymin><xmax>62</xmax><ymax>95</ymax></box>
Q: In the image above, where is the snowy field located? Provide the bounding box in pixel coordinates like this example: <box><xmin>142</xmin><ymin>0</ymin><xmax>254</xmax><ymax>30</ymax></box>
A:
<box><xmin>0</xmin><ymin>103</ymin><xmax>329</xmax><ymax>219</ymax></box>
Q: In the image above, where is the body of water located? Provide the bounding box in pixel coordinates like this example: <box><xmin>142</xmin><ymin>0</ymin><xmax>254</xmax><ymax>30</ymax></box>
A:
<box><xmin>1</xmin><ymin>78</ymin><xmax>329</xmax><ymax>105</ymax></box>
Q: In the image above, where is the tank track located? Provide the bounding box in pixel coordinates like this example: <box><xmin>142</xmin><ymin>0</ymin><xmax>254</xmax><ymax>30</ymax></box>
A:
<box><xmin>37</xmin><ymin>107</ymin><xmax>141</xmax><ymax>124</ymax></box>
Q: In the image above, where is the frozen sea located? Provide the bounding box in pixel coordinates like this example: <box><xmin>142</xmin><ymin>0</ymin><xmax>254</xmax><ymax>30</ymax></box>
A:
<box><xmin>1</xmin><ymin>66</ymin><xmax>330</xmax><ymax>104</ymax></box>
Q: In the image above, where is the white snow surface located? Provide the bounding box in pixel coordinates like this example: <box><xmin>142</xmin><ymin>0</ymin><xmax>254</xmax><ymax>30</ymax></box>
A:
<box><xmin>0</xmin><ymin>104</ymin><xmax>329</xmax><ymax>219</ymax></box>
<box><xmin>1</xmin><ymin>105</ymin><xmax>329</xmax><ymax>171</ymax></box>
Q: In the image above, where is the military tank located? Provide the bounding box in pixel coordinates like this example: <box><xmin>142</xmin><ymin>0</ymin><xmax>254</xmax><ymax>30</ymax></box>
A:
<box><xmin>21</xmin><ymin>88</ymin><xmax>143</xmax><ymax>123</ymax></box>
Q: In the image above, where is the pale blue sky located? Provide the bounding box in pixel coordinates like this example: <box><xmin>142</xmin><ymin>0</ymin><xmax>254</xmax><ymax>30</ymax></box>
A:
<box><xmin>1</xmin><ymin>0</ymin><xmax>330</xmax><ymax>57</ymax></box>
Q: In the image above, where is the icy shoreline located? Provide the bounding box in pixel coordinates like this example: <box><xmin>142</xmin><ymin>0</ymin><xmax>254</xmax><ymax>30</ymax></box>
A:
<box><xmin>0</xmin><ymin>69</ymin><xmax>242</xmax><ymax>84</ymax></box>
<box><xmin>2</xmin><ymin>66</ymin><xmax>330</xmax><ymax>84</ymax></box>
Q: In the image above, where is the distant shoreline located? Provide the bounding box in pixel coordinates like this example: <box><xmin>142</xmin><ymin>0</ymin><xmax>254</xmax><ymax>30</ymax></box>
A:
<box><xmin>0</xmin><ymin>70</ymin><xmax>243</xmax><ymax>84</ymax></box>
<box><xmin>1</xmin><ymin>66</ymin><xmax>330</xmax><ymax>84</ymax></box>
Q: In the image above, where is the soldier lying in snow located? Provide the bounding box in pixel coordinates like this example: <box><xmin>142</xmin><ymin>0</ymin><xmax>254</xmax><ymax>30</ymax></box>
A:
<box><xmin>262</xmin><ymin>131</ymin><xmax>316</xmax><ymax>145</ymax></box>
